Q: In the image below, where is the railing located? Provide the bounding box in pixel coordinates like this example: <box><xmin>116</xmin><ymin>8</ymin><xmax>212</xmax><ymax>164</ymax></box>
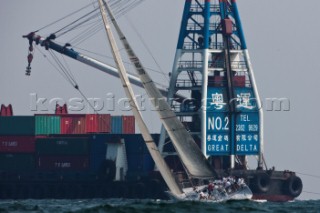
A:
<box><xmin>209</xmin><ymin>61</ymin><xmax>247</xmax><ymax>70</ymax></box>
<box><xmin>178</xmin><ymin>61</ymin><xmax>203</xmax><ymax>69</ymax></box>
<box><xmin>178</xmin><ymin>60</ymin><xmax>247</xmax><ymax>71</ymax></box>
<box><xmin>189</xmin><ymin>4</ymin><xmax>221</xmax><ymax>13</ymax></box>
<box><xmin>176</xmin><ymin>79</ymin><xmax>202</xmax><ymax>88</ymax></box>
<box><xmin>182</xmin><ymin>42</ymin><xmax>241</xmax><ymax>50</ymax></box>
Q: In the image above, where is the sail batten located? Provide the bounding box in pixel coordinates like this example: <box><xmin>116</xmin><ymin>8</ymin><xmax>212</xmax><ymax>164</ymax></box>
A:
<box><xmin>103</xmin><ymin>1</ymin><xmax>216</xmax><ymax>178</ymax></box>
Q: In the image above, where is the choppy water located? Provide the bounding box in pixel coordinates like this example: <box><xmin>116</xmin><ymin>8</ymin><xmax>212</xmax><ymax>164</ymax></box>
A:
<box><xmin>0</xmin><ymin>199</ymin><xmax>319</xmax><ymax>213</ymax></box>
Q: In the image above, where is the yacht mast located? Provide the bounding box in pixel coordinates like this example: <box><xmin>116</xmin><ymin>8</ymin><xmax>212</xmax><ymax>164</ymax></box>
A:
<box><xmin>103</xmin><ymin>0</ymin><xmax>215</xmax><ymax>178</ymax></box>
<box><xmin>97</xmin><ymin>0</ymin><xmax>182</xmax><ymax>195</ymax></box>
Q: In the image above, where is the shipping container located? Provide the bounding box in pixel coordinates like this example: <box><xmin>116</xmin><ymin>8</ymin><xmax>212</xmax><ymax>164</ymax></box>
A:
<box><xmin>88</xmin><ymin>134</ymin><xmax>108</xmax><ymax>172</ymax></box>
<box><xmin>89</xmin><ymin>134</ymin><xmax>108</xmax><ymax>154</ymax></box>
<box><xmin>124</xmin><ymin>134</ymin><xmax>159</xmax><ymax>155</ymax></box>
<box><xmin>122</xmin><ymin>116</ymin><xmax>135</xmax><ymax>134</ymax></box>
<box><xmin>37</xmin><ymin>156</ymin><xmax>89</xmax><ymax>171</ymax></box>
<box><xmin>111</xmin><ymin>116</ymin><xmax>122</xmax><ymax>133</ymax></box>
<box><xmin>35</xmin><ymin>115</ymin><xmax>61</xmax><ymax>135</ymax></box>
<box><xmin>89</xmin><ymin>153</ymin><xmax>107</xmax><ymax>172</ymax></box>
<box><xmin>0</xmin><ymin>116</ymin><xmax>35</xmax><ymax>135</ymax></box>
<box><xmin>61</xmin><ymin>114</ymin><xmax>86</xmax><ymax>134</ymax></box>
<box><xmin>127</xmin><ymin>154</ymin><xmax>154</xmax><ymax>173</ymax></box>
<box><xmin>85</xmin><ymin>114</ymin><xmax>111</xmax><ymax>133</ymax></box>
<box><xmin>0</xmin><ymin>154</ymin><xmax>35</xmax><ymax>171</ymax></box>
<box><xmin>0</xmin><ymin>136</ymin><xmax>35</xmax><ymax>153</ymax></box>
<box><xmin>36</xmin><ymin>137</ymin><xmax>89</xmax><ymax>155</ymax></box>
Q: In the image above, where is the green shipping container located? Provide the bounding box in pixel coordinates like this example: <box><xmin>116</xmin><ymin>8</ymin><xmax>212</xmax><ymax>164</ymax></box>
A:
<box><xmin>0</xmin><ymin>116</ymin><xmax>35</xmax><ymax>135</ymax></box>
<box><xmin>0</xmin><ymin>154</ymin><xmax>35</xmax><ymax>171</ymax></box>
<box><xmin>36</xmin><ymin>137</ymin><xmax>89</xmax><ymax>155</ymax></box>
<box><xmin>35</xmin><ymin>115</ymin><xmax>61</xmax><ymax>135</ymax></box>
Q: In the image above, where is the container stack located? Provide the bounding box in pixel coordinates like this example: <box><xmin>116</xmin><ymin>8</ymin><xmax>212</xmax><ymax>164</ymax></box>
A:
<box><xmin>0</xmin><ymin>116</ymin><xmax>36</xmax><ymax>172</ymax></box>
<box><xmin>36</xmin><ymin>137</ymin><xmax>89</xmax><ymax>172</ymax></box>
<box><xmin>0</xmin><ymin>105</ymin><xmax>138</xmax><ymax>178</ymax></box>
<box><xmin>35</xmin><ymin>114</ymin><xmax>134</xmax><ymax>135</ymax></box>
<box><xmin>123</xmin><ymin>134</ymin><xmax>159</xmax><ymax>179</ymax></box>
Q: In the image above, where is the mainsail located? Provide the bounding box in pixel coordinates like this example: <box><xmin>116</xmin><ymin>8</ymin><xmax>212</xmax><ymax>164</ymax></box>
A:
<box><xmin>103</xmin><ymin>1</ymin><xmax>215</xmax><ymax>178</ymax></box>
<box><xmin>97</xmin><ymin>0</ymin><xmax>182</xmax><ymax>195</ymax></box>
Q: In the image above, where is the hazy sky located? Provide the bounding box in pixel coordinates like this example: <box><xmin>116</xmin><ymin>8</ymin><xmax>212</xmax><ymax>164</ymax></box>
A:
<box><xmin>1</xmin><ymin>0</ymin><xmax>320</xmax><ymax>200</ymax></box>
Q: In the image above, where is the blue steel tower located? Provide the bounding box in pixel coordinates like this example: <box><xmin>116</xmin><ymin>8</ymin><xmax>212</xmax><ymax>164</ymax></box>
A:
<box><xmin>159</xmin><ymin>0</ymin><xmax>264</xmax><ymax>170</ymax></box>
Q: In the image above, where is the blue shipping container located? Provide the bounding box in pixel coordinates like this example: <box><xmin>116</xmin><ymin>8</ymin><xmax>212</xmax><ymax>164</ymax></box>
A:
<box><xmin>88</xmin><ymin>134</ymin><xmax>108</xmax><ymax>172</ymax></box>
<box><xmin>127</xmin><ymin>153</ymin><xmax>154</xmax><ymax>173</ymax></box>
<box><xmin>124</xmin><ymin>134</ymin><xmax>159</xmax><ymax>155</ymax></box>
<box><xmin>111</xmin><ymin>116</ymin><xmax>122</xmax><ymax>133</ymax></box>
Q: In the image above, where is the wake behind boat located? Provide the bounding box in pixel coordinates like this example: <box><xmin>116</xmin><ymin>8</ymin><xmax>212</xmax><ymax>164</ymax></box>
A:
<box><xmin>167</xmin><ymin>177</ymin><xmax>252</xmax><ymax>202</ymax></box>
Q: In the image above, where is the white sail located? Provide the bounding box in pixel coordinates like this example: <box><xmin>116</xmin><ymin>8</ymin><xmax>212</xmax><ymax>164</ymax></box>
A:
<box><xmin>97</xmin><ymin>0</ymin><xmax>182</xmax><ymax>195</ymax></box>
<box><xmin>104</xmin><ymin>1</ymin><xmax>215</xmax><ymax>178</ymax></box>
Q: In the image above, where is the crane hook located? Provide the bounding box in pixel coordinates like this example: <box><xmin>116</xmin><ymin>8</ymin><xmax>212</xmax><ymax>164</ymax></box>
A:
<box><xmin>26</xmin><ymin>41</ymin><xmax>34</xmax><ymax>76</ymax></box>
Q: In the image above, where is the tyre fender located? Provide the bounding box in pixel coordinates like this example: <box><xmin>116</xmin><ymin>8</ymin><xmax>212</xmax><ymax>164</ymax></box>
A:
<box><xmin>285</xmin><ymin>176</ymin><xmax>303</xmax><ymax>197</ymax></box>
<box><xmin>254</xmin><ymin>173</ymin><xmax>270</xmax><ymax>193</ymax></box>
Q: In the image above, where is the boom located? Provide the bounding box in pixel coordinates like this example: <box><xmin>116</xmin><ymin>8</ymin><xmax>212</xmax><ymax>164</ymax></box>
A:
<box><xmin>23</xmin><ymin>33</ymin><xmax>185</xmax><ymax>102</ymax></box>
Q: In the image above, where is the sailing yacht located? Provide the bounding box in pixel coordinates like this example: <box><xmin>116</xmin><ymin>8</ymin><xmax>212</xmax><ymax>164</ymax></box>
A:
<box><xmin>98</xmin><ymin>0</ymin><xmax>252</xmax><ymax>201</ymax></box>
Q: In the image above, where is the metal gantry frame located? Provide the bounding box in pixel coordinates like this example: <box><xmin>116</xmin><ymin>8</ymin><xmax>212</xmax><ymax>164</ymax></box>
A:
<box><xmin>159</xmin><ymin>0</ymin><xmax>264</xmax><ymax>170</ymax></box>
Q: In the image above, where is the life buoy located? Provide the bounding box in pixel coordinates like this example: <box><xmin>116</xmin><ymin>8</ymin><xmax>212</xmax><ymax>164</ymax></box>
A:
<box><xmin>285</xmin><ymin>176</ymin><xmax>303</xmax><ymax>197</ymax></box>
<box><xmin>254</xmin><ymin>173</ymin><xmax>270</xmax><ymax>193</ymax></box>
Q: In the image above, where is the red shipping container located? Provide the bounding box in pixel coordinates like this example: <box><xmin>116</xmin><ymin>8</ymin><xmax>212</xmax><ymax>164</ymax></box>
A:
<box><xmin>37</xmin><ymin>156</ymin><xmax>89</xmax><ymax>170</ymax></box>
<box><xmin>61</xmin><ymin>114</ymin><xmax>86</xmax><ymax>134</ymax></box>
<box><xmin>233</xmin><ymin>76</ymin><xmax>246</xmax><ymax>87</ymax></box>
<box><xmin>0</xmin><ymin>136</ymin><xmax>35</xmax><ymax>153</ymax></box>
<box><xmin>85</xmin><ymin>114</ymin><xmax>111</xmax><ymax>133</ymax></box>
<box><xmin>122</xmin><ymin>116</ymin><xmax>135</xmax><ymax>134</ymax></box>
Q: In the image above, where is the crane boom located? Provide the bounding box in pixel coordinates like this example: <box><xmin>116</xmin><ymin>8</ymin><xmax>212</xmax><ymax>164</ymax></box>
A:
<box><xmin>23</xmin><ymin>33</ymin><xmax>185</xmax><ymax>102</ymax></box>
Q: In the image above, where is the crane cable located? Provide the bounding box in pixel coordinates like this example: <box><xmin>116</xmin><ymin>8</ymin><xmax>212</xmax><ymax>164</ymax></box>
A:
<box><xmin>36</xmin><ymin>46</ymin><xmax>99</xmax><ymax>114</ymax></box>
<box><xmin>34</xmin><ymin>2</ymin><xmax>96</xmax><ymax>33</ymax></box>
<box><xmin>125</xmin><ymin>16</ymin><xmax>170</xmax><ymax>84</ymax></box>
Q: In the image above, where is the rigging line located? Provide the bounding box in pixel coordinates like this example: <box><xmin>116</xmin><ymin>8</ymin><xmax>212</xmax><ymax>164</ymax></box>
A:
<box><xmin>125</xmin><ymin>16</ymin><xmax>170</xmax><ymax>83</ymax></box>
<box><xmin>71</xmin><ymin>23</ymin><xmax>104</xmax><ymax>46</ymax></box>
<box><xmin>36</xmin><ymin>48</ymin><xmax>100</xmax><ymax>115</ymax></box>
<box><xmin>54</xmin><ymin>7</ymin><xmax>100</xmax><ymax>36</ymax></box>
<box><xmin>296</xmin><ymin>172</ymin><xmax>320</xmax><ymax>179</ymax></box>
<box><xmin>303</xmin><ymin>191</ymin><xmax>320</xmax><ymax>196</ymax></box>
<box><xmin>62</xmin><ymin>17</ymin><xmax>101</xmax><ymax>32</ymax></box>
<box><xmin>69</xmin><ymin>20</ymin><xmax>102</xmax><ymax>45</ymax></box>
<box><xmin>76</xmin><ymin>88</ymin><xmax>101</xmax><ymax>114</ymax></box>
<box><xmin>73</xmin><ymin>28</ymin><xmax>104</xmax><ymax>46</ymax></box>
<box><xmin>56</xmin><ymin>11</ymin><xmax>101</xmax><ymax>38</ymax></box>
<box><xmin>49</xmin><ymin>50</ymin><xmax>77</xmax><ymax>87</ymax></box>
<box><xmin>50</xmin><ymin>52</ymin><xmax>102</xmax><ymax>115</ymax></box>
<box><xmin>61</xmin><ymin>54</ymin><xmax>77</xmax><ymax>82</ymax></box>
<box><xmin>36</xmin><ymin>46</ymin><xmax>75</xmax><ymax>87</ymax></box>
<box><xmin>112</xmin><ymin>0</ymin><xmax>141</xmax><ymax>17</ymax></box>
<box><xmin>115</xmin><ymin>0</ymin><xmax>145</xmax><ymax>18</ymax></box>
<box><xmin>34</xmin><ymin>2</ymin><xmax>96</xmax><ymax>32</ymax></box>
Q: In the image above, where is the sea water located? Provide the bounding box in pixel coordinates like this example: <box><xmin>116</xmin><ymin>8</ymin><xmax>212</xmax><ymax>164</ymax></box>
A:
<box><xmin>0</xmin><ymin>199</ymin><xmax>319</xmax><ymax>213</ymax></box>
